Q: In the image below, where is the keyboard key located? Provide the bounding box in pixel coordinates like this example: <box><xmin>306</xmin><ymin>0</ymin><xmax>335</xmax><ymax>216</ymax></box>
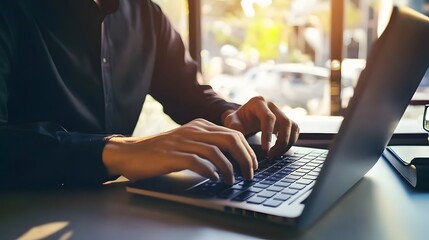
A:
<box><xmin>253</xmin><ymin>182</ymin><xmax>270</xmax><ymax>189</ymax></box>
<box><xmin>246</xmin><ymin>186</ymin><xmax>264</xmax><ymax>193</ymax></box>
<box><xmin>289</xmin><ymin>172</ymin><xmax>305</xmax><ymax>177</ymax></box>
<box><xmin>306</xmin><ymin>163</ymin><xmax>320</xmax><ymax>168</ymax></box>
<box><xmin>252</xmin><ymin>176</ymin><xmax>265</xmax><ymax>181</ymax></box>
<box><xmin>257</xmin><ymin>190</ymin><xmax>277</xmax><ymax>198</ymax></box>
<box><xmin>302</xmin><ymin>175</ymin><xmax>317</xmax><ymax>180</ymax></box>
<box><xmin>274</xmin><ymin>193</ymin><xmax>291</xmax><ymax>201</ymax></box>
<box><xmin>288</xmin><ymin>156</ymin><xmax>301</xmax><ymax>161</ymax></box>
<box><xmin>307</xmin><ymin>155</ymin><xmax>319</xmax><ymax>158</ymax></box>
<box><xmin>292</xmin><ymin>162</ymin><xmax>305</xmax><ymax>167</ymax></box>
<box><xmin>296</xmin><ymin>179</ymin><xmax>313</xmax><ymax>185</ymax></box>
<box><xmin>261</xmin><ymin>179</ymin><xmax>277</xmax><ymax>185</ymax></box>
<box><xmin>258</xmin><ymin>172</ymin><xmax>272</xmax><ymax>178</ymax></box>
<box><xmin>282</xmin><ymin>189</ymin><xmax>299</xmax><ymax>195</ymax></box>
<box><xmin>266</xmin><ymin>186</ymin><xmax>284</xmax><ymax>192</ymax></box>
<box><xmin>301</xmin><ymin>166</ymin><xmax>315</xmax><ymax>171</ymax></box>
<box><xmin>283</xmin><ymin>175</ymin><xmax>300</xmax><ymax>181</ymax></box>
<box><xmin>285</xmin><ymin>166</ymin><xmax>299</xmax><ymax>171</ymax></box>
<box><xmin>275</xmin><ymin>162</ymin><xmax>288</xmax><ymax>167</ymax></box>
<box><xmin>271</xmin><ymin>165</ymin><xmax>283</xmax><ymax>170</ymax></box>
<box><xmin>186</xmin><ymin>181</ymin><xmax>230</xmax><ymax>198</ymax></box>
<box><xmin>231</xmin><ymin>191</ymin><xmax>255</xmax><ymax>202</ymax></box>
<box><xmin>231</xmin><ymin>184</ymin><xmax>247</xmax><ymax>190</ymax></box>
<box><xmin>234</xmin><ymin>175</ymin><xmax>244</xmax><ymax>181</ymax></box>
<box><xmin>303</xmin><ymin>156</ymin><xmax>316</xmax><ymax>160</ymax></box>
<box><xmin>289</xmin><ymin>183</ymin><xmax>306</xmax><ymax>190</ymax></box>
<box><xmin>247</xmin><ymin>196</ymin><xmax>267</xmax><ymax>205</ymax></box>
<box><xmin>219</xmin><ymin>188</ymin><xmax>242</xmax><ymax>199</ymax></box>
<box><xmin>274</xmin><ymin>181</ymin><xmax>291</xmax><ymax>188</ymax></box>
<box><xmin>238</xmin><ymin>180</ymin><xmax>257</xmax><ymax>187</ymax></box>
<box><xmin>268</xmin><ymin>175</ymin><xmax>284</xmax><ymax>181</ymax></box>
<box><xmin>263</xmin><ymin>199</ymin><xmax>284</xmax><ymax>208</ymax></box>
<box><xmin>280</xmin><ymin>178</ymin><xmax>295</xmax><ymax>183</ymax></box>
<box><xmin>295</xmin><ymin>168</ymin><xmax>311</xmax><ymax>174</ymax></box>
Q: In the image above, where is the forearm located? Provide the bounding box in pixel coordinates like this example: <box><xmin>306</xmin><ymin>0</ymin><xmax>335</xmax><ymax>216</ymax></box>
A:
<box><xmin>148</xmin><ymin>3</ymin><xmax>239</xmax><ymax>125</ymax></box>
<box><xmin>151</xmin><ymin>68</ymin><xmax>240</xmax><ymax>125</ymax></box>
<box><xmin>0</xmin><ymin>122</ymin><xmax>115</xmax><ymax>189</ymax></box>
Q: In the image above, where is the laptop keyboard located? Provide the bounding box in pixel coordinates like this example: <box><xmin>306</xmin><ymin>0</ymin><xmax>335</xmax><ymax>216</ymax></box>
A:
<box><xmin>186</xmin><ymin>148</ymin><xmax>328</xmax><ymax>208</ymax></box>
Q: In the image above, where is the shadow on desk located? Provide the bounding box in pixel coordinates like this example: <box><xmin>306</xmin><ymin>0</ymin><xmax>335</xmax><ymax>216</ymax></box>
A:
<box><xmin>1</xmin><ymin>177</ymin><xmax>381</xmax><ymax>240</ymax></box>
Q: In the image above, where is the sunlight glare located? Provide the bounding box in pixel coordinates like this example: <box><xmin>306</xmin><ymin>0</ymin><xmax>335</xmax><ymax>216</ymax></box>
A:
<box><xmin>241</xmin><ymin>0</ymin><xmax>273</xmax><ymax>17</ymax></box>
<box><xmin>17</xmin><ymin>221</ymin><xmax>70</xmax><ymax>240</ymax></box>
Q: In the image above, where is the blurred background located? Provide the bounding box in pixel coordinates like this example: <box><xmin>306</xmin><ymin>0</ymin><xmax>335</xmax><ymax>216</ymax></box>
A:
<box><xmin>134</xmin><ymin>0</ymin><xmax>429</xmax><ymax>137</ymax></box>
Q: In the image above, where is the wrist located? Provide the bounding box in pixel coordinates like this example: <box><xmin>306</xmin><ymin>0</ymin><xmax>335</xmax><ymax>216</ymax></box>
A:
<box><xmin>102</xmin><ymin>135</ymin><xmax>155</xmax><ymax>176</ymax></box>
<box><xmin>102</xmin><ymin>136</ymin><xmax>128</xmax><ymax>176</ymax></box>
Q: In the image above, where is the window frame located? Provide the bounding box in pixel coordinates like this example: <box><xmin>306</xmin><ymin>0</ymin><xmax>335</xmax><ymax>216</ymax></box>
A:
<box><xmin>188</xmin><ymin>0</ymin><xmax>202</xmax><ymax>71</ymax></box>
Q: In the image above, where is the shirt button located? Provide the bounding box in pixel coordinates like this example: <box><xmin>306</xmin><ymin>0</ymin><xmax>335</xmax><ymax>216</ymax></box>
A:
<box><xmin>102</xmin><ymin>58</ymin><xmax>107</xmax><ymax>63</ymax></box>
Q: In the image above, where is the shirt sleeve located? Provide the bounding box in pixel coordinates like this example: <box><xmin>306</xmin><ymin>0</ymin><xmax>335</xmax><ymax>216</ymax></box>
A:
<box><xmin>0</xmin><ymin>11</ymin><xmax>115</xmax><ymax>190</ymax></box>
<box><xmin>148</xmin><ymin>3</ymin><xmax>240</xmax><ymax>126</ymax></box>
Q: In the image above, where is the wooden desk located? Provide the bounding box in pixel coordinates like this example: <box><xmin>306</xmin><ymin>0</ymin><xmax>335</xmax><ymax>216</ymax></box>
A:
<box><xmin>1</xmin><ymin>157</ymin><xmax>429</xmax><ymax>240</ymax></box>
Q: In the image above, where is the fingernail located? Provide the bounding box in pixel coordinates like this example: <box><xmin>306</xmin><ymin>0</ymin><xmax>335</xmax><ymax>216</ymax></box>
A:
<box><xmin>253</xmin><ymin>160</ymin><xmax>259</xmax><ymax>170</ymax></box>
<box><xmin>211</xmin><ymin>172</ymin><xmax>220</xmax><ymax>182</ymax></box>
<box><xmin>251</xmin><ymin>153</ymin><xmax>258</xmax><ymax>170</ymax></box>
<box><xmin>228</xmin><ymin>178</ymin><xmax>235</xmax><ymax>185</ymax></box>
<box><xmin>263</xmin><ymin>141</ymin><xmax>269</xmax><ymax>152</ymax></box>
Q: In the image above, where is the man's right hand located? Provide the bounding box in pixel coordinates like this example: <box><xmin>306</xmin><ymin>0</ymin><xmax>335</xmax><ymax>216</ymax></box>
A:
<box><xmin>102</xmin><ymin>118</ymin><xmax>258</xmax><ymax>185</ymax></box>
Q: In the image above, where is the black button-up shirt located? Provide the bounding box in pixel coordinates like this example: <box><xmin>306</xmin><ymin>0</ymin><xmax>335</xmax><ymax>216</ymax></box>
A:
<box><xmin>0</xmin><ymin>0</ymin><xmax>238</xmax><ymax>188</ymax></box>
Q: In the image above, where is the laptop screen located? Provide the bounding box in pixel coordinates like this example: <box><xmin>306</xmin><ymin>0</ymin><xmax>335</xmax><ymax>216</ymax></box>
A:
<box><xmin>300</xmin><ymin>6</ymin><xmax>429</xmax><ymax>228</ymax></box>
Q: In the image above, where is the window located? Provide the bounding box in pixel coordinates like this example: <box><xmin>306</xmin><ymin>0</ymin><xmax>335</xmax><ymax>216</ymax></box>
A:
<box><xmin>200</xmin><ymin>0</ymin><xmax>429</xmax><ymax>119</ymax></box>
<box><xmin>134</xmin><ymin>0</ymin><xmax>429</xmax><ymax>136</ymax></box>
<box><xmin>201</xmin><ymin>0</ymin><xmax>354</xmax><ymax>116</ymax></box>
<box><xmin>133</xmin><ymin>0</ymin><xmax>188</xmax><ymax>136</ymax></box>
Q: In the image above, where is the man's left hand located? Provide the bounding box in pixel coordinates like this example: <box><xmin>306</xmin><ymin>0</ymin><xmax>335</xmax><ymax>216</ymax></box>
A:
<box><xmin>222</xmin><ymin>96</ymin><xmax>300</xmax><ymax>157</ymax></box>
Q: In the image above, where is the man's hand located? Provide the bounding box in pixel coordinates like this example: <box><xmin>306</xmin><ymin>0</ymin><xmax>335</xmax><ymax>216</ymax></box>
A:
<box><xmin>102</xmin><ymin>119</ymin><xmax>257</xmax><ymax>185</ymax></box>
<box><xmin>222</xmin><ymin>96</ymin><xmax>300</xmax><ymax>157</ymax></box>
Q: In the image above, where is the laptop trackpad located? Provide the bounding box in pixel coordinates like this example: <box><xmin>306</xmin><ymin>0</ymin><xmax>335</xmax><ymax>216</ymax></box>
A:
<box><xmin>127</xmin><ymin>170</ymin><xmax>207</xmax><ymax>194</ymax></box>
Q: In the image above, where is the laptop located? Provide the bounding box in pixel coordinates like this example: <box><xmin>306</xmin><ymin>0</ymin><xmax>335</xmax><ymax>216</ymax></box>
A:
<box><xmin>127</xmin><ymin>6</ymin><xmax>429</xmax><ymax>229</ymax></box>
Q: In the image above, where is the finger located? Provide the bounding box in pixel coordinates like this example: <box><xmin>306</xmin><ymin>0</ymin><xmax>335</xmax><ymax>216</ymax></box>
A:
<box><xmin>267</xmin><ymin>103</ymin><xmax>300</xmax><ymax>157</ymax></box>
<box><xmin>175</xmin><ymin>140</ymin><xmax>235</xmax><ymax>184</ymax></box>
<box><xmin>191</xmin><ymin>123</ymin><xmax>258</xmax><ymax>170</ymax></box>
<box><xmin>236</xmin><ymin>130</ymin><xmax>258</xmax><ymax>170</ymax></box>
<box><xmin>185</xmin><ymin>129</ymin><xmax>255</xmax><ymax>180</ymax></box>
<box><xmin>287</xmin><ymin>121</ymin><xmax>300</xmax><ymax>149</ymax></box>
<box><xmin>213</xmin><ymin>130</ymin><xmax>258</xmax><ymax>172</ymax></box>
<box><xmin>173</xmin><ymin>151</ymin><xmax>221</xmax><ymax>182</ymax></box>
<box><xmin>247</xmin><ymin>97</ymin><xmax>276</xmax><ymax>152</ymax></box>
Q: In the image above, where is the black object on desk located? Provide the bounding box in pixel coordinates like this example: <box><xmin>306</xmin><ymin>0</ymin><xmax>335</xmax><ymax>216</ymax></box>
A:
<box><xmin>383</xmin><ymin>146</ymin><xmax>429</xmax><ymax>189</ymax></box>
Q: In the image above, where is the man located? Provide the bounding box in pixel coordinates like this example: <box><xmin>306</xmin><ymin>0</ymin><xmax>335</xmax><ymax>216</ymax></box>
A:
<box><xmin>0</xmin><ymin>0</ymin><xmax>299</xmax><ymax>189</ymax></box>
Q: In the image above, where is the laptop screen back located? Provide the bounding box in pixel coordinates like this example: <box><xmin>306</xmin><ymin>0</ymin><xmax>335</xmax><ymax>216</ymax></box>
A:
<box><xmin>299</xmin><ymin>6</ymin><xmax>429</xmax><ymax>228</ymax></box>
